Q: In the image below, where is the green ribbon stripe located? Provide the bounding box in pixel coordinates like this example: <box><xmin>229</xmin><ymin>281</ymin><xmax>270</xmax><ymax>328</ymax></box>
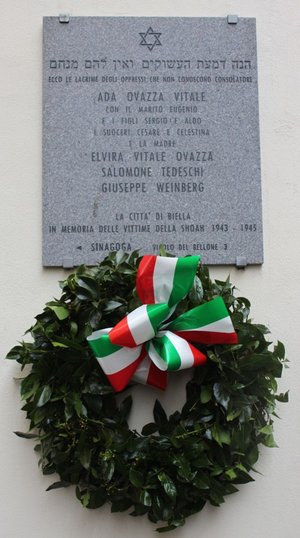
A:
<box><xmin>168</xmin><ymin>255</ymin><xmax>200</xmax><ymax>307</ymax></box>
<box><xmin>148</xmin><ymin>334</ymin><xmax>182</xmax><ymax>371</ymax></box>
<box><xmin>89</xmin><ymin>333</ymin><xmax>121</xmax><ymax>358</ymax></box>
<box><xmin>146</xmin><ymin>304</ymin><xmax>170</xmax><ymax>332</ymax></box>
<box><xmin>167</xmin><ymin>296</ymin><xmax>229</xmax><ymax>331</ymax></box>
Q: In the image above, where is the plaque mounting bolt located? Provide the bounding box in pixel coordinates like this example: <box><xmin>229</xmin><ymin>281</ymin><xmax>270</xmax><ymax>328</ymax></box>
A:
<box><xmin>59</xmin><ymin>14</ymin><xmax>70</xmax><ymax>24</ymax></box>
<box><xmin>227</xmin><ymin>15</ymin><xmax>238</xmax><ymax>25</ymax></box>
<box><xmin>236</xmin><ymin>256</ymin><xmax>247</xmax><ymax>269</ymax></box>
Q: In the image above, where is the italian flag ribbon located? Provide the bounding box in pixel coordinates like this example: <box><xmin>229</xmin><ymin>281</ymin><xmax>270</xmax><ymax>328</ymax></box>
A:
<box><xmin>87</xmin><ymin>255</ymin><xmax>238</xmax><ymax>392</ymax></box>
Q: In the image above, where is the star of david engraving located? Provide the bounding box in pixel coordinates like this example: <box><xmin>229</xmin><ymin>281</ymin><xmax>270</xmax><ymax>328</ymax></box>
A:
<box><xmin>139</xmin><ymin>27</ymin><xmax>162</xmax><ymax>51</ymax></box>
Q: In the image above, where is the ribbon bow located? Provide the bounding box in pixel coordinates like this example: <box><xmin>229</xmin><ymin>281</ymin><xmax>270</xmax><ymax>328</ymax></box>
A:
<box><xmin>87</xmin><ymin>255</ymin><xmax>237</xmax><ymax>392</ymax></box>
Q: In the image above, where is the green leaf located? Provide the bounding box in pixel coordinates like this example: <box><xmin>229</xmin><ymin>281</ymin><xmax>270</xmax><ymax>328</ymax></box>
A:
<box><xmin>77</xmin><ymin>277</ymin><xmax>100</xmax><ymax>298</ymax></box>
<box><xmin>79</xmin><ymin>446</ymin><xmax>92</xmax><ymax>470</ymax></box>
<box><xmin>274</xmin><ymin>341</ymin><xmax>285</xmax><ymax>359</ymax></box>
<box><xmin>139</xmin><ymin>490</ymin><xmax>152</xmax><ymax>507</ymax></box>
<box><xmin>247</xmin><ymin>446</ymin><xmax>259</xmax><ymax>465</ymax></box>
<box><xmin>20</xmin><ymin>375</ymin><xmax>39</xmax><ymax>400</ymax></box>
<box><xmin>64</xmin><ymin>393</ymin><xmax>87</xmax><ymax>418</ymax></box>
<box><xmin>46</xmin><ymin>481</ymin><xmax>70</xmax><ymax>491</ymax></box>
<box><xmin>14</xmin><ymin>431</ymin><xmax>37</xmax><ymax>439</ymax></box>
<box><xmin>189</xmin><ymin>275</ymin><xmax>203</xmax><ymax>303</ymax></box>
<box><xmin>226</xmin><ymin>409</ymin><xmax>241</xmax><ymax>421</ymax></box>
<box><xmin>130</xmin><ymin>505</ymin><xmax>149</xmax><ymax>517</ymax></box>
<box><xmin>47</xmin><ymin>304</ymin><xmax>69</xmax><ymax>320</ymax></box>
<box><xmin>86</xmin><ymin>488</ymin><xmax>106</xmax><ymax>509</ymax></box>
<box><xmin>81</xmin><ymin>491</ymin><xmax>91</xmax><ymax>507</ymax></box>
<box><xmin>275</xmin><ymin>391</ymin><xmax>289</xmax><ymax>402</ymax></box>
<box><xmin>104</xmin><ymin>300</ymin><xmax>123</xmax><ymax>312</ymax></box>
<box><xmin>102</xmin><ymin>460</ymin><xmax>115</xmax><ymax>481</ymax></box>
<box><xmin>153</xmin><ymin>400</ymin><xmax>168</xmax><ymax>433</ymax></box>
<box><xmin>37</xmin><ymin>385</ymin><xmax>52</xmax><ymax>407</ymax></box>
<box><xmin>213</xmin><ymin>383</ymin><xmax>230</xmax><ymax>410</ymax></box>
<box><xmin>262</xmin><ymin>434</ymin><xmax>278</xmax><ymax>448</ymax></box>
<box><xmin>129</xmin><ymin>469</ymin><xmax>144</xmax><ymax>487</ymax></box>
<box><xmin>233</xmin><ymin>470</ymin><xmax>254</xmax><ymax>484</ymax></box>
<box><xmin>259</xmin><ymin>425</ymin><xmax>273</xmax><ymax>435</ymax></box>
<box><xmin>212</xmin><ymin>425</ymin><xmax>231</xmax><ymax>446</ymax></box>
<box><xmin>159</xmin><ymin>245</ymin><xmax>167</xmax><ymax>256</ymax></box>
<box><xmin>119</xmin><ymin>395</ymin><xmax>132</xmax><ymax>419</ymax></box>
<box><xmin>156</xmin><ymin>520</ymin><xmax>185</xmax><ymax>533</ymax></box>
<box><xmin>50</xmin><ymin>337</ymin><xmax>84</xmax><ymax>351</ymax></box>
<box><xmin>239</xmin><ymin>405</ymin><xmax>252</xmax><ymax>423</ymax></box>
<box><xmin>192</xmin><ymin>473</ymin><xmax>210</xmax><ymax>489</ymax></box>
<box><xmin>158</xmin><ymin>472</ymin><xmax>177</xmax><ymax>499</ymax></box>
<box><xmin>51</xmin><ymin>341</ymin><xmax>68</xmax><ymax>348</ymax></box>
<box><xmin>173</xmin><ymin>456</ymin><xmax>193</xmax><ymax>481</ymax></box>
<box><xmin>6</xmin><ymin>345</ymin><xmax>26</xmax><ymax>361</ymax></box>
<box><xmin>111</xmin><ymin>498</ymin><xmax>132</xmax><ymax>512</ymax></box>
<box><xmin>240</xmin><ymin>353</ymin><xmax>283</xmax><ymax>377</ymax></box>
<box><xmin>231</xmin><ymin>424</ymin><xmax>252</xmax><ymax>452</ymax></box>
<box><xmin>70</xmin><ymin>321</ymin><xmax>78</xmax><ymax>337</ymax></box>
<box><xmin>76</xmin><ymin>287</ymin><xmax>94</xmax><ymax>301</ymax></box>
<box><xmin>225</xmin><ymin>468</ymin><xmax>237</xmax><ymax>480</ymax></box>
<box><xmin>33</xmin><ymin>407</ymin><xmax>48</xmax><ymax>426</ymax></box>
<box><xmin>200</xmin><ymin>386</ymin><xmax>212</xmax><ymax>404</ymax></box>
<box><xmin>141</xmin><ymin>422</ymin><xmax>158</xmax><ymax>435</ymax></box>
<box><xmin>116</xmin><ymin>250</ymin><xmax>126</xmax><ymax>265</ymax></box>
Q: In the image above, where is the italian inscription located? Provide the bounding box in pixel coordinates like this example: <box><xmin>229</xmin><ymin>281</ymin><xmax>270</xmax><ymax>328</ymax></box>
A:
<box><xmin>43</xmin><ymin>17</ymin><xmax>263</xmax><ymax>266</ymax></box>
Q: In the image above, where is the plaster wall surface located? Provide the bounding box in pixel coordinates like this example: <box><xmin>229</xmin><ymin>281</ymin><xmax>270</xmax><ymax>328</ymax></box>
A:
<box><xmin>0</xmin><ymin>1</ymin><xmax>299</xmax><ymax>537</ymax></box>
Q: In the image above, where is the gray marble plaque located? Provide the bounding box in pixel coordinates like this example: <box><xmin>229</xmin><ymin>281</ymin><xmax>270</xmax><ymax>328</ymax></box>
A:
<box><xmin>43</xmin><ymin>16</ymin><xmax>263</xmax><ymax>266</ymax></box>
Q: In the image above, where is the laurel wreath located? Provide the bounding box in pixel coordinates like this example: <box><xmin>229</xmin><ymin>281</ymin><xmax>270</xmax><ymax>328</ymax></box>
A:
<box><xmin>6</xmin><ymin>251</ymin><xmax>287</xmax><ymax>532</ymax></box>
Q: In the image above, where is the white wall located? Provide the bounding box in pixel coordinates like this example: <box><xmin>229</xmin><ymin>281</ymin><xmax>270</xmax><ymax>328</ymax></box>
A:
<box><xmin>1</xmin><ymin>1</ymin><xmax>299</xmax><ymax>537</ymax></box>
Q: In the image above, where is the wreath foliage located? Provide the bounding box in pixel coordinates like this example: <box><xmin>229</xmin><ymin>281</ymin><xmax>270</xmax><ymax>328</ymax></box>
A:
<box><xmin>6</xmin><ymin>251</ymin><xmax>287</xmax><ymax>532</ymax></box>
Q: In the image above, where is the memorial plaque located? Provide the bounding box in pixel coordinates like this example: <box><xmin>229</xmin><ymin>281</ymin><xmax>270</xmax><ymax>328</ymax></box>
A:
<box><xmin>43</xmin><ymin>16</ymin><xmax>263</xmax><ymax>266</ymax></box>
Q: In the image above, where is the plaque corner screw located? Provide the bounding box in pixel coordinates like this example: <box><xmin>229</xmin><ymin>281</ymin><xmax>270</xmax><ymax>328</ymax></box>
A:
<box><xmin>227</xmin><ymin>15</ymin><xmax>238</xmax><ymax>25</ymax></box>
<box><xmin>236</xmin><ymin>256</ymin><xmax>247</xmax><ymax>269</ymax></box>
<box><xmin>59</xmin><ymin>14</ymin><xmax>70</xmax><ymax>24</ymax></box>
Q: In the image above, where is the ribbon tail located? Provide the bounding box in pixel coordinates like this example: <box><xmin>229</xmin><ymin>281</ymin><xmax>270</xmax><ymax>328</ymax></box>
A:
<box><xmin>166</xmin><ymin>296</ymin><xmax>238</xmax><ymax>345</ymax></box>
<box><xmin>105</xmin><ymin>352</ymin><xmax>145</xmax><ymax>392</ymax></box>
<box><xmin>173</xmin><ymin>329</ymin><xmax>237</xmax><ymax>346</ymax></box>
<box><xmin>132</xmin><ymin>355</ymin><xmax>168</xmax><ymax>390</ymax></box>
<box><xmin>136</xmin><ymin>255</ymin><xmax>200</xmax><ymax>306</ymax></box>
